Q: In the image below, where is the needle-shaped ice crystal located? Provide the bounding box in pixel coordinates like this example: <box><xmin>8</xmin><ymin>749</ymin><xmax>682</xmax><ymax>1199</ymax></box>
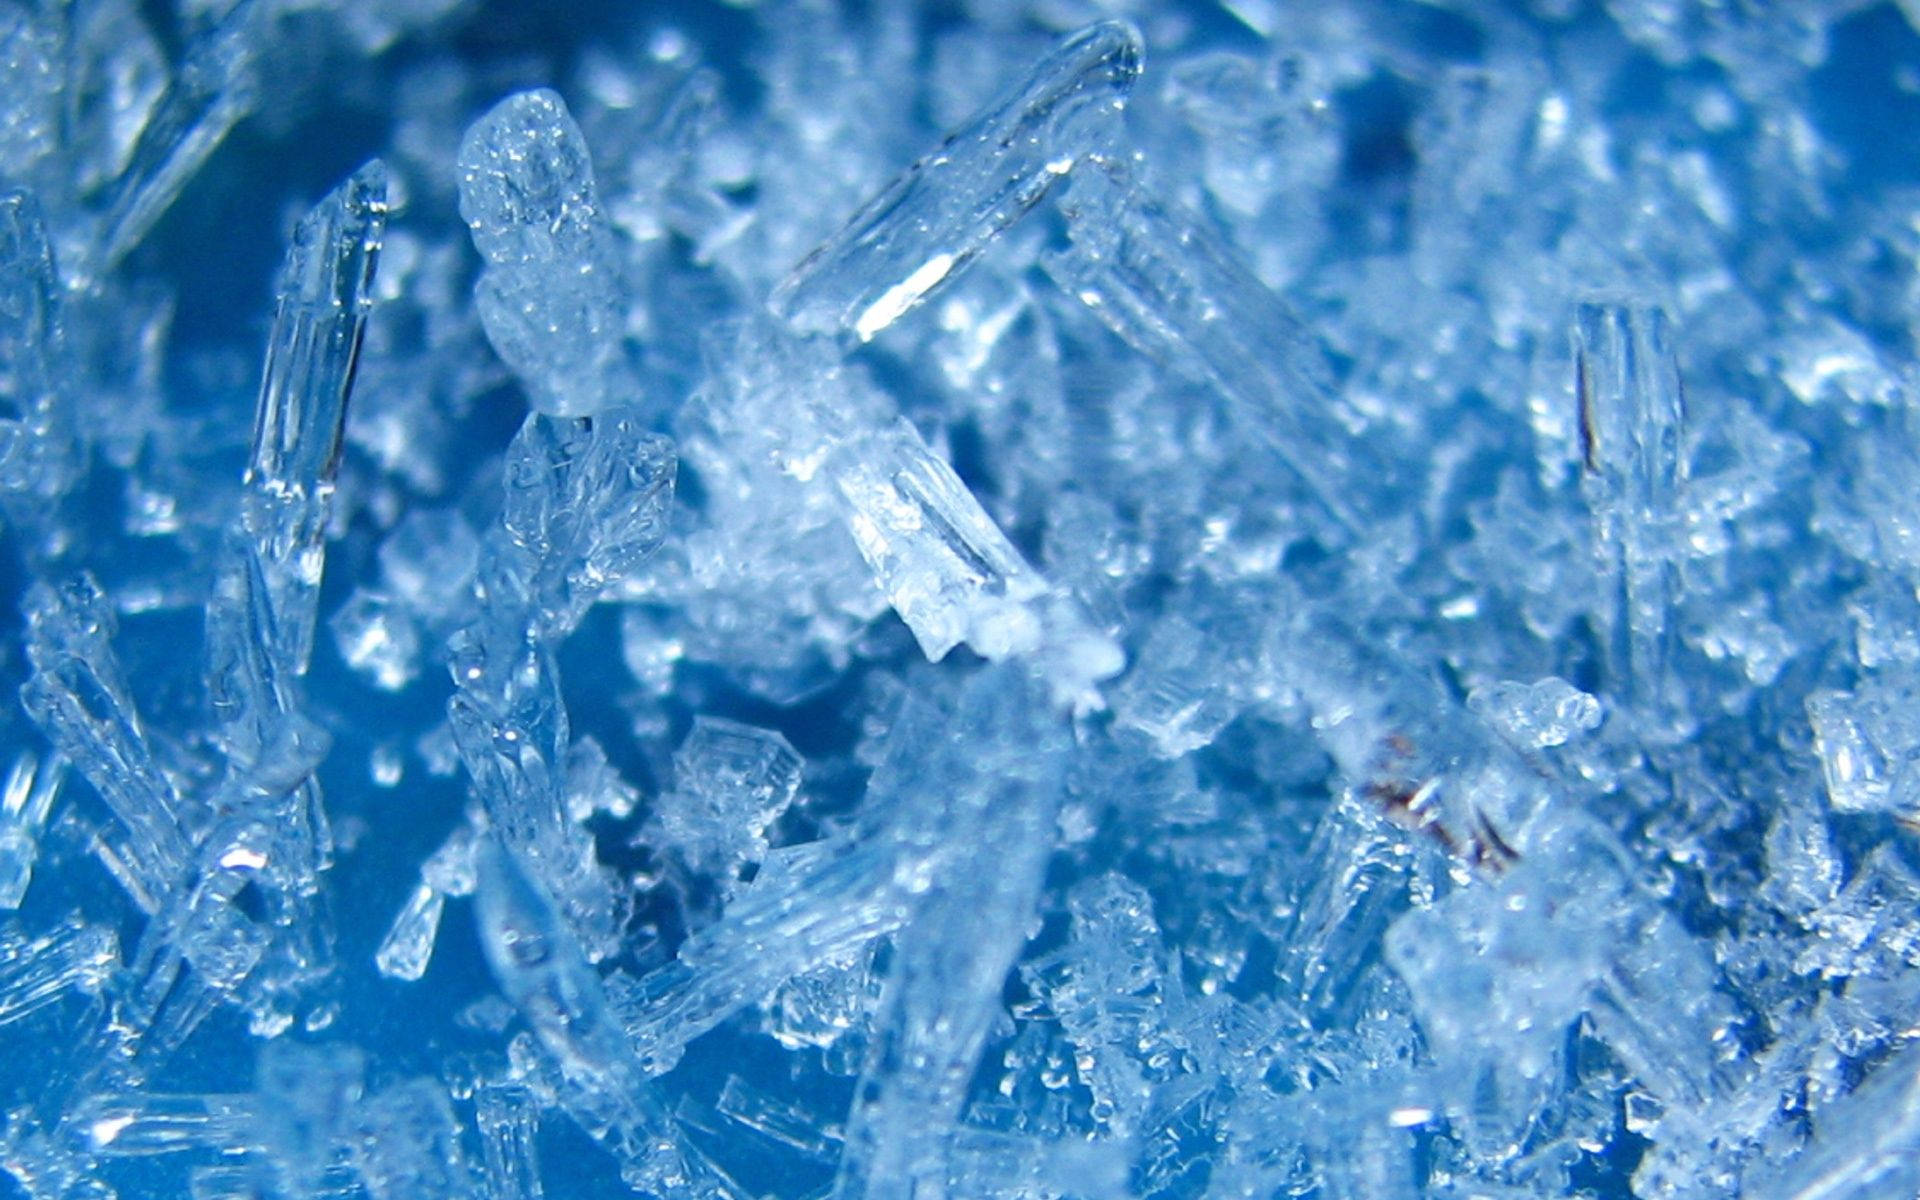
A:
<box><xmin>770</xmin><ymin>20</ymin><xmax>1143</xmax><ymax>340</ymax></box>
<box><xmin>1574</xmin><ymin>300</ymin><xmax>1688</xmax><ymax>725</ymax></box>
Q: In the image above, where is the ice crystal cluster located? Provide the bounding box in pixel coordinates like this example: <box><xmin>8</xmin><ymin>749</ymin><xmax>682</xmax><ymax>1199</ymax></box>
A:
<box><xmin>2</xmin><ymin>0</ymin><xmax>1919</xmax><ymax>1196</ymax></box>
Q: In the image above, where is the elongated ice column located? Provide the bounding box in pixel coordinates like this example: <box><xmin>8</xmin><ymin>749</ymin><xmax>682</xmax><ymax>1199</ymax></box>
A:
<box><xmin>151</xmin><ymin>161</ymin><xmax>390</xmax><ymax>1043</ymax></box>
<box><xmin>834</xmin><ymin>666</ymin><xmax>1068</xmax><ymax>1200</ymax></box>
<box><xmin>712</xmin><ymin>320</ymin><xmax>1120</xmax><ymax>704</ymax></box>
<box><xmin>1043</xmin><ymin>159</ymin><xmax>1374</xmax><ymax>533</ymax></box>
<box><xmin>74</xmin><ymin>1092</ymin><xmax>250</xmax><ymax>1157</ymax></box>
<box><xmin>475</xmin><ymin>1083</ymin><xmax>544</xmax><ymax>1200</ymax></box>
<box><xmin>458</xmin><ymin>89</ymin><xmax>635</xmax><ymax>418</ymax></box>
<box><xmin>1574</xmin><ymin>300</ymin><xmax>1688</xmax><ymax>721</ymax></box>
<box><xmin>770</xmin><ymin>20</ymin><xmax>1142</xmax><ymax>341</ymax></box>
<box><xmin>20</xmin><ymin>575</ymin><xmax>193</xmax><ymax>905</ymax></box>
<box><xmin>829</xmin><ymin>418</ymin><xmax>1050</xmax><ymax>660</ymax></box>
<box><xmin>0</xmin><ymin>916</ymin><xmax>118</xmax><ymax>1028</ymax></box>
<box><xmin>0</xmin><ymin>190</ymin><xmax>79</xmax><ymax>512</ymax></box>
<box><xmin>473</xmin><ymin>840</ymin><xmax>725</xmax><ymax>1199</ymax></box>
<box><xmin>219</xmin><ymin>158</ymin><xmax>390</xmax><ymax>703</ymax></box>
<box><xmin>0</xmin><ymin>752</ymin><xmax>64</xmax><ymax>909</ymax></box>
<box><xmin>95</xmin><ymin>0</ymin><xmax>261</xmax><ymax>273</ymax></box>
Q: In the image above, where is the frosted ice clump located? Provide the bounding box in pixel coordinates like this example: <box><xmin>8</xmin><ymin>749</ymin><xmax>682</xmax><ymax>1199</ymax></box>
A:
<box><xmin>0</xmin><ymin>3</ymin><xmax>1915</xmax><ymax>1200</ymax></box>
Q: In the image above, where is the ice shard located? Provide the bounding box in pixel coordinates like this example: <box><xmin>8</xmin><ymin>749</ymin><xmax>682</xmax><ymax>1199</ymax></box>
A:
<box><xmin>1044</xmin><ymin>158</ymin><xmax>1377</xmax><ymax>533</ymax></box>
<box><xmin>475</xmin><ymin>1083</ymin><xmax>544</xmax><ymax>1200</ymax></box>
<box><xmin>0</xmin><ymin>915</ymin><xmax>118</xmax><ymax>1028</ymax></box>
<box><xmin>473</xmin><ymin>839</ymin><xmax>726</xmax><ymax>1199</ymax></box>
<box><xmin>0</xmin><ymin>752</ymin><xmax>64</xmax><ymax>910</ymax></box>
<box><xmin>458</xmin><ymin>89</ymin><xmax>636</xmax><ymax>418</ymax></box>
<box><xmin>770</xmin><ymin>20</ymin><xmax>1142</xmax><ymax>341</ymax></box>
<box><xmin>95</xmin><ymin>0</ymin><xmax>262</xmax><ymax>273</ymax></box>
<box><xmin>373</xmin><ymin>883</ymin><xmax>443</xmax><ymax>982</ymax></box>
<box><xmin>1574</xmin><ymin>300</ymin><xmax>1688</xmax><ymax>722</ymax></box>
<box><xmin>833</xmin><ymin>666</ymin><xmax>1068</xmax><ymax>1200</ymax></box>
<box><xmin>0</xmin><ymin>190</ymin><xmax>79</xmax><ymax>513</ymax></box>
<box><xmin>221</xmin><ymin>158</ymin><xmax>390</xmax><ymax>698</ymax></box>
<box><xmin>20</xmin><ymin>575</ymin><xmax>194</xmax><ymax>905</ymax></box>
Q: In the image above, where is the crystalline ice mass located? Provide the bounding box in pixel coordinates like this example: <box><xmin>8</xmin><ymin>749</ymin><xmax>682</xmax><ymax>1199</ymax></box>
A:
<box><xmin>1</xmin><ymin>2</ymin><xmax>1918</xmax><ymax>1199</ymax></box>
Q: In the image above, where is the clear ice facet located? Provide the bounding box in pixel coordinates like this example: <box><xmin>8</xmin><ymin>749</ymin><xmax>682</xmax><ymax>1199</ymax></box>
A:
<box><xmin>770</xmin><ymin>20</ymin><xmax>1143</xmax><ymax>341</ymax></box>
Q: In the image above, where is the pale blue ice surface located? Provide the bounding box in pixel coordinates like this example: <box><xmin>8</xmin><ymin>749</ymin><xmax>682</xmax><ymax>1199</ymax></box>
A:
<box><xmin>2</xmin><ymin>2</ymin><xmax>1920</xmax><ymax>1199</ymax></box>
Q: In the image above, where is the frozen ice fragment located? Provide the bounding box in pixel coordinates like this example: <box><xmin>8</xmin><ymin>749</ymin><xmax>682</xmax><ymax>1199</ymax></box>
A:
<box><xmin>1807</xmin><ymin>673</ymin><xmax>1920</xmax><ymax>815</ymax></box>
<box><xmin>458</xmin><ymin>89</ymin><xmax>636</xmax><ymax>418</ymax></box>
<box><xmin>373</xmin><ymin>883</ymin><xmax>443</xmax><ymax>982</ymax></box>
<box><xmin>1467</xmin><ymin>677</ymin><xmax>1603</xmax><ymax>749</ymax></box>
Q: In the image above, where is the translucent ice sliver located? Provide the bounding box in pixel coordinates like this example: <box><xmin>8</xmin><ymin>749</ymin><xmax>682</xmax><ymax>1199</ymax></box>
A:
<box><xmin>458</xmin><ymin>89</ymin><xmax>637</xmax><ymax>418</ymax></box>
<box><xmin>1574</xmin><ymin>300</ymin><xmax>1688</xmax><ymax>719</ymax></box>
<box><xmin>1044</xmin><ymin>158</ymin><xmax>1377</xmax><ymax>533</ymax></box>
<box><xmin>770</xmin><ymin>20</ymin><xmax>1143</xmax><ymax>341</ymax></box>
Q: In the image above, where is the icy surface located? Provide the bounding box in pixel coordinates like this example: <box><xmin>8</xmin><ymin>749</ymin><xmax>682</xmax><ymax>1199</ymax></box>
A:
<box><xmin>0</xmin><ymin>2</ymin><xmax>1918</xmax><ymax>1199</ymax></box>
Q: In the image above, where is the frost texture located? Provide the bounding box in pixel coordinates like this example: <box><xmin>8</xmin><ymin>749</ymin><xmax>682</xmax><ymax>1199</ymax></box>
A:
<box><xmin>0</xmin><ymin>4</ymin><xmax>1915</xmax><ymax>1200</ymax></box>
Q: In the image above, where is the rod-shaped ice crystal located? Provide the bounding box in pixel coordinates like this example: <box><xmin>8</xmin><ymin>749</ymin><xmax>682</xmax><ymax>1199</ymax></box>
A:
<box><xmin>475</xmin><ymin>1083</ymin><xmax>544</xmax><ymax>1200</ymax></box>
<box><xmin>473</xmin><ymin>840</ymin><xmax>724</xmax><ymax>1199</ymax></box>
<box><xmin>0</xmin><ymin>190</ymin><xmax>78</xmax><ymax>508</ymax></box>
<box><xmin>96</xmin><ymin>0</ymin><xmax>261</xmax><ymax>273</ymax></box>
<box><xmin>833</xmin><ymin>667</ymin><xmax>1068</xmax><ymax>1200</ymax></box>
<box><xmin>1044</xmin><ymin>159</ymin><xmax>1372</xmax><ymax>533</ymax></box>
<box><xmin>0</xmin><ymin>916</ymin><xmax>118</xmax><ymax>1029</ymax></box>
<box><xmin>829</xmin><ymin>419</ymin><xmax>1050</xmax><ymax>661</ymax></box>
<box><xmin>1574</xmin><ymin>301</ymin><xmax>1686</xmax><ymax>727</ymax></box>
<box><xmin>0</xmin><ymin>752</ymin><xmax>64</xmax><ymax>909</ymax></box>
<box><xmin>458</xmin><ymin>89</ymin><xmax>636</xmax><ymax>418</ymax></box>
<box><xmin>231</xmin><ymin>160</ymin><xmax>389</xmax><ymax>689</ymax></box>
<box><xmin>770</xmin><ymin>20</ymin><xmax>1142</xmax><ymax>341</ymax></box>
<box><xmin>20</xmin><ymin>576</ymin><xmax>195</xmax><ymax>901</ymax></box>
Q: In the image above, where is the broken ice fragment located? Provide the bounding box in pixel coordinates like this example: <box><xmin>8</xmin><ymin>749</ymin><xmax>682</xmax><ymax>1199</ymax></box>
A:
<box><xmin>1807</xmin><ymin>673</ymin><xmax>1920</xmax><ymax>816</ymax></box>
<box><xmin>350</xmin><ymin>1077</ymin><xmax>475</xmax><ymax>1200</ymax></box>
<box><xmin>771</xmin><ymin>20</ymin><xmax>1143</xmax><ymax>340</ymax></box>
<box><xmin>652</xmin><ymin>717</ymin><xmax>801</xmax><ymax>895</ymax></box>
<box><xmin>829</xmin><ymin>418</ymin><xmax>1048</xmax><ymax>661</ymax></box>
<box><xmin>373</xmin><ymin>883</ymin><xmax>443</xmax><ymax>982</ymax></box>
<box><xmin>458</xmin><ymin>89</ymin><xmax>636</xmax><ymax>418</ymax></box>
<box><xmin>1466</xmin><ymin>677</ymin><xmax>1603</xmax><ymax>750</ymax></box>
<box><xmin>252</xmin><ymin>1040</ymin><xmax>365</xmax><ymax>1200</ymax></box>
<box><xmin>499</xmin><ymin>408</ymin><xmax>676</xmax><ymax>635</ymax></box>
